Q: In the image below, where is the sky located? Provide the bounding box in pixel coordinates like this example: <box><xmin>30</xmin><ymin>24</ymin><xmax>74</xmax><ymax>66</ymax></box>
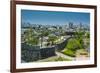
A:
<box><xmin>21</xmin><ymin>9</ymin><xmax>90</xmax><ymax>26</ymax></box>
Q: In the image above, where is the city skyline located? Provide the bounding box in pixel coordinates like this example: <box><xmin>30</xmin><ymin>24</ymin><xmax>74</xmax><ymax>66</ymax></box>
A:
<box><xmin>21</xmin><ymin>9</ymin><xmax>90</xmax><ymax>26</ymax></box>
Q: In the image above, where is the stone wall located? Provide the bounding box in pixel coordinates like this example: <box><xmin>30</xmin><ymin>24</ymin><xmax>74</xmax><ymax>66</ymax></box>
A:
<box><xmin>56</xmin><ymin>37</ymin><xmax>71</xmax><ymax>51</ymax></box>
<box><xmin>40</xmin><ymin>47</ymin><xmax>56</xmax><ymax>59</ymax></box>
<box><xmin>21</xmin><ymin>43</ymin><xmax>56</xmax><ymax>62</ymax></box>
<box><xmin>21</xmin><ymin>43</ymin><xmax>40</xmax><ymax>62</ymax></box>
<box><xmin>21</xmin><ymin>37</ymin><xmax>71</xmax><ymax>62</ymax></box>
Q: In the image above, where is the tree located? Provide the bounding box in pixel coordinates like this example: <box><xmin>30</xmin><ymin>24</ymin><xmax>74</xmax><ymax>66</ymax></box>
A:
<box><xmin>75</xmin><ymin>31</ymin><xmax>85</xmax><ymax>48</ymax></box>
<box><xmin>43</xmin><ymin>30</ymin><xmax>49</xmax><ymax>36</ymax></box>
<box><xmin>23</xmin><ymin>27</ymin><xmax>39</xmax><ymax>45</ymax></box>
<box><xmin>86</xmin><ymin>32</ymin><xmax>90</xmax><ymax>38</ymax></box>
<box><xmin>39</xmin><ymin>30</ymin><xmax>50</xmax><ymax>47</ymax></box>
<box><xmin>66</xmin><ymin>38</ymin><xmax>82</xmax><ymax>51</ymax></box>
<box><xmin>75</xmin><ymin>31</ymin><xmax>84</xmax><ymax>39</ymax></box>
<box><xmin>48</xmin><ymin>35</ymin><xmax>57</xmax><ymax>45</ymax></box>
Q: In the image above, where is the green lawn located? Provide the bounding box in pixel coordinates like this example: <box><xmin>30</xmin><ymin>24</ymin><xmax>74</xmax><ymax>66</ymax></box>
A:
<box><xmin>62</xmin><ymin>49</ymin><xmax>75</xmax><ymax>57</ymax></box>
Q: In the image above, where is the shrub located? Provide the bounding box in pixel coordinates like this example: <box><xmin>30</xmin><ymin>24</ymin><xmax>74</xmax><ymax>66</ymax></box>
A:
<box><xmin>66</xmin><ymin>38</ymin><xmax>82</xmax><ymax>51</ymax></box>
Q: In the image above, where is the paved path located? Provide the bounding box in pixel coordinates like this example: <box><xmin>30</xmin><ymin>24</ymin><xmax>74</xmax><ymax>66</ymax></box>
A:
<box><xmin>37</xmin><ymin>51</ymin><xmax>75</xmax><ymax>62</ymax></box>
<box><xmin>36</xmin><ymin>56</ymin><xmax>58</xmax><ymax>62</ymax></box>
<box><xmin>55</xmin><ymin>51</ymin><xmax>75</xmax><ymax>60</ymax></box>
